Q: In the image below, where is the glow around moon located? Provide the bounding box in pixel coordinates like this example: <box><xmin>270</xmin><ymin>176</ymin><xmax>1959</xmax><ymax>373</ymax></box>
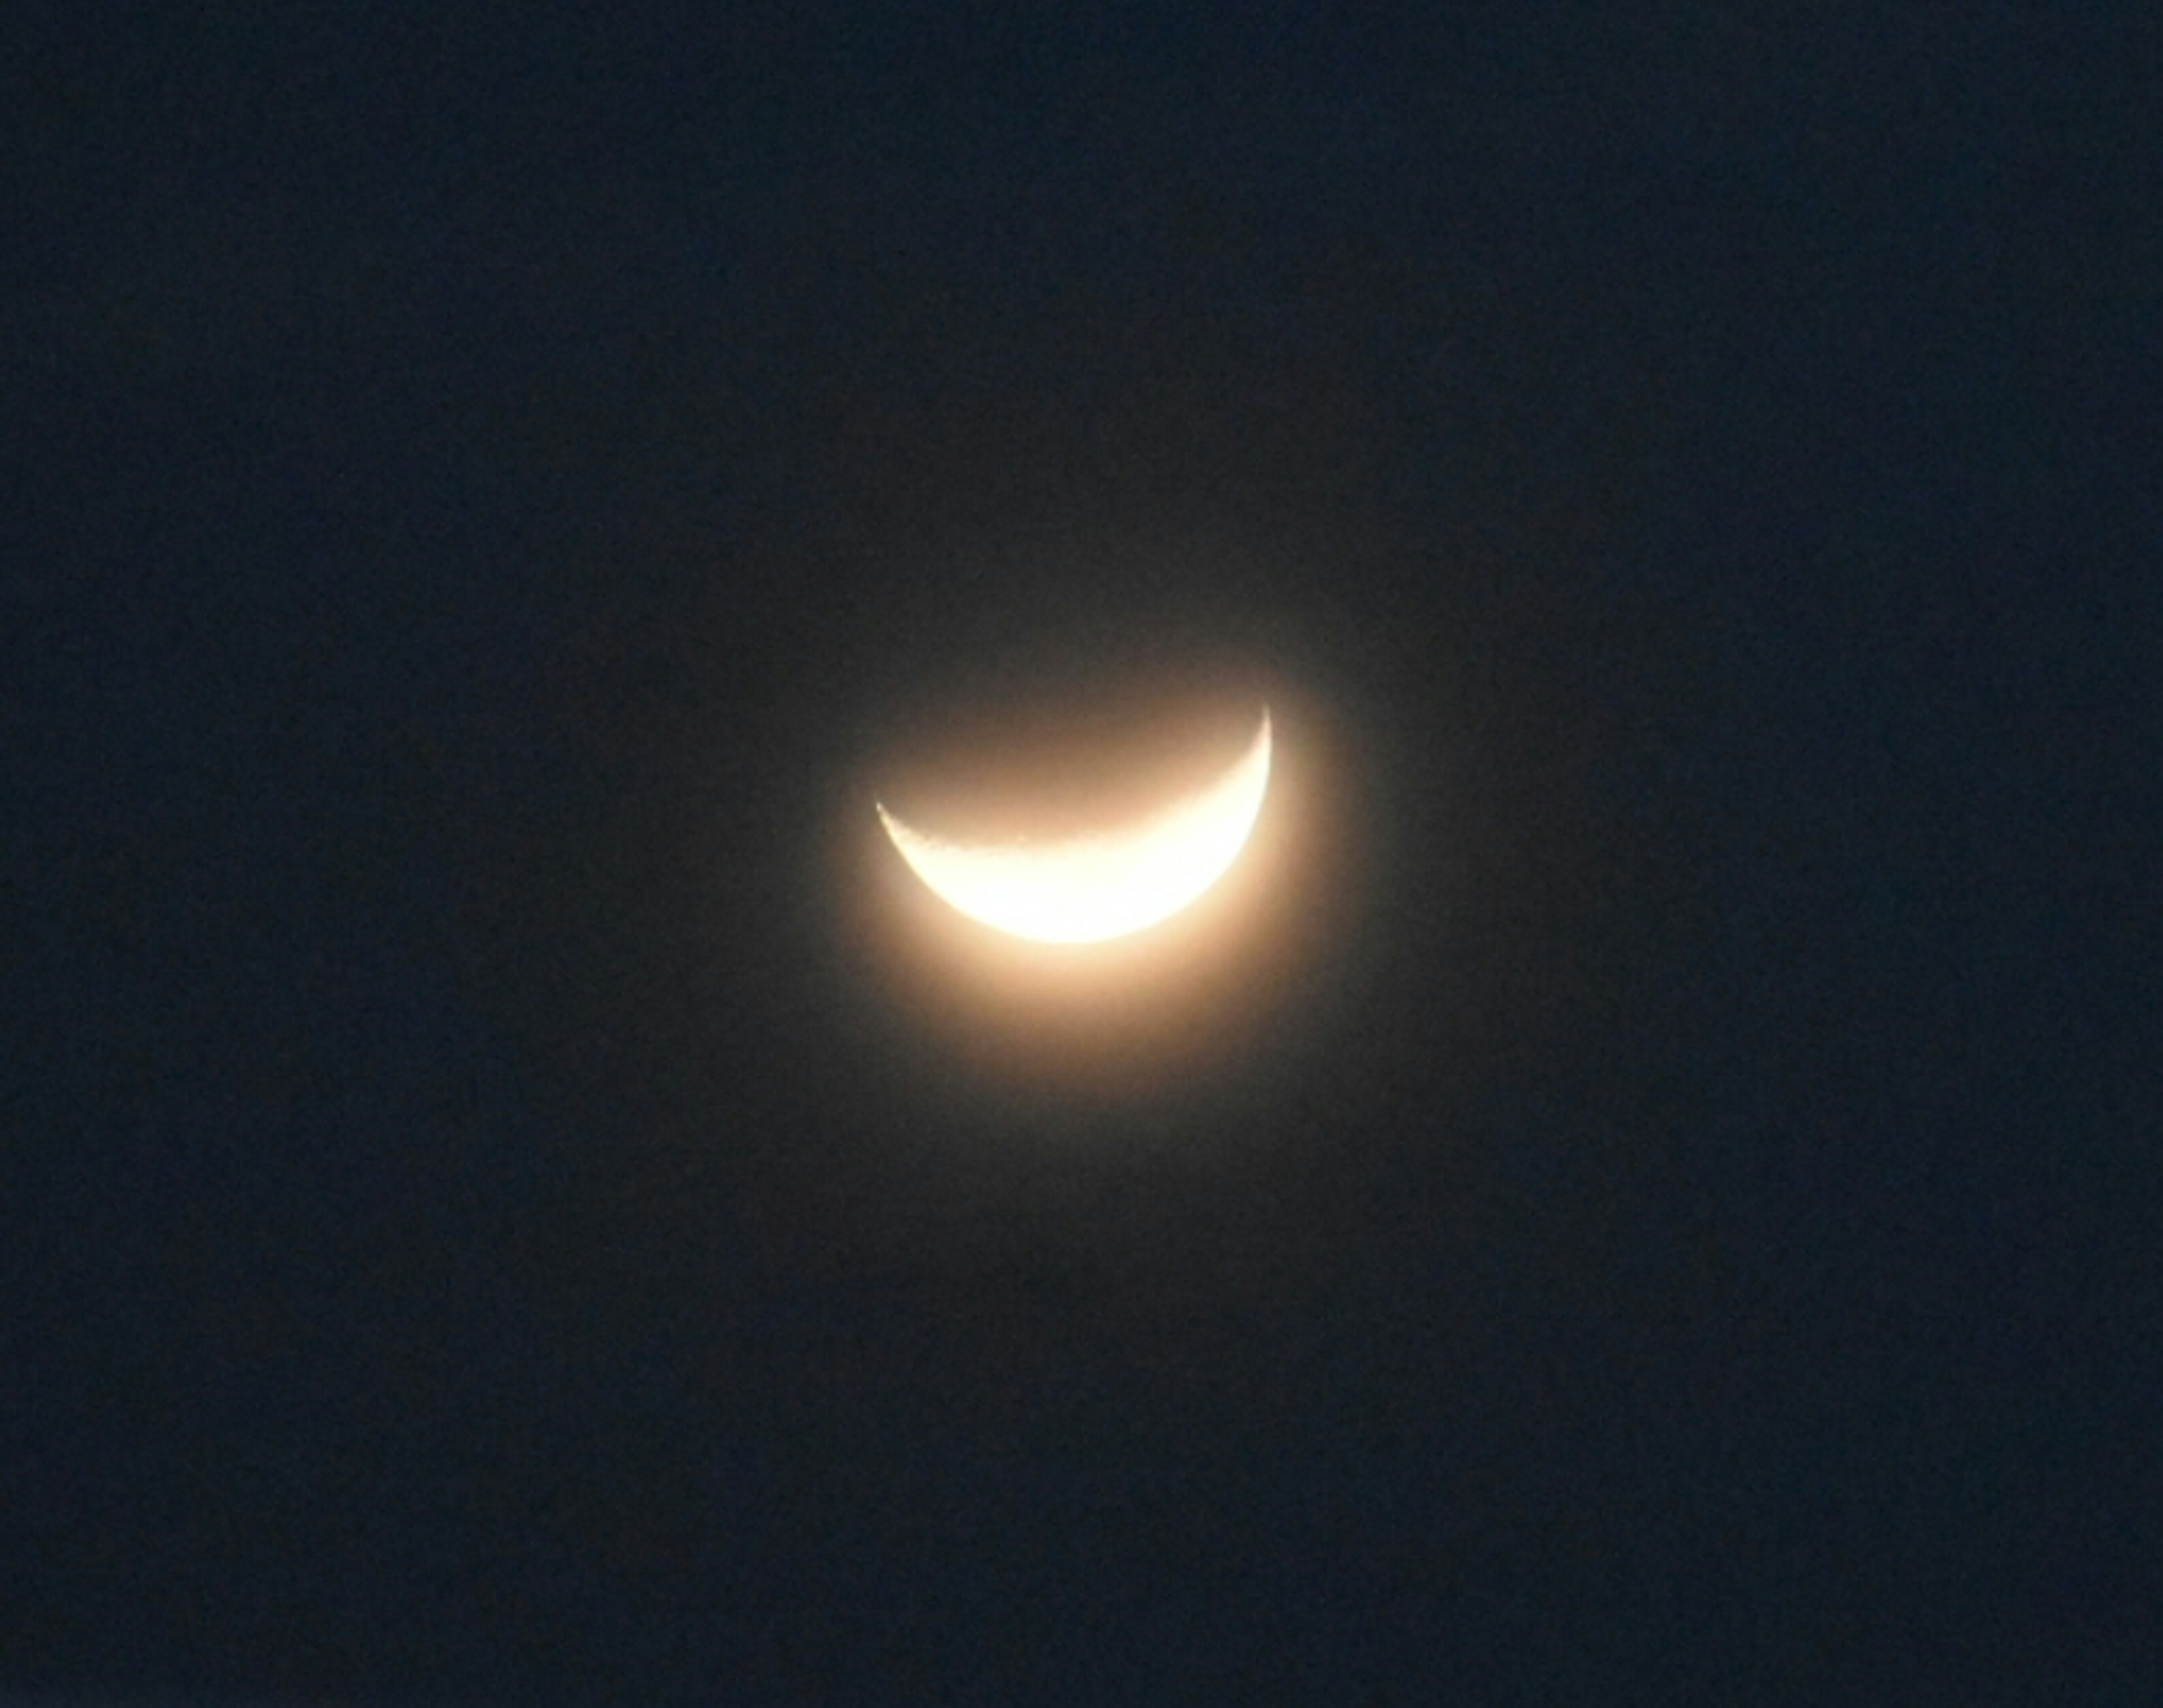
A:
<box><xmin>877</xmin><ymin>709</ymin><xmax>1272</xmax><ymax>945</ymax></box>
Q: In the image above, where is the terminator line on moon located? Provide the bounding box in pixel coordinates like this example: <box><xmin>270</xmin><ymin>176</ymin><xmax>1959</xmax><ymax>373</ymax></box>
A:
<box><xmin>876</xmin><ymin>708</ymin><xmax>1274</xmax><ymax>945</ymax></box>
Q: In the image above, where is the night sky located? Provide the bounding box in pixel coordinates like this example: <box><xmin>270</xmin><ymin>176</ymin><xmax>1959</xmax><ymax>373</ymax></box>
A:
<box><xmin>7</xmin><ymin>5</ymin><xmax>2157</xmax><ymax>1702</ymax></box>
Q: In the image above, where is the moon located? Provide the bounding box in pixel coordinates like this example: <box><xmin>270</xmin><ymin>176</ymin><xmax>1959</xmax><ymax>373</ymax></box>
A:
<box><xmin>877</xmin><ymin>707</ymin><xmax>1273</xmax><ymax>945</ymax></box>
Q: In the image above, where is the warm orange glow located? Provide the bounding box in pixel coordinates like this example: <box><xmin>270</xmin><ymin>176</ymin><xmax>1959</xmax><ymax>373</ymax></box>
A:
<box><xmin>876</xmin><ymin>709</ymin><xmax>1272</xmax><ymax>944</ymax></box>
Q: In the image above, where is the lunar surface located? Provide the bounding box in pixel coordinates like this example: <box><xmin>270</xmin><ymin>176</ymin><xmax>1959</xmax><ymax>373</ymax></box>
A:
<box><xmin>877</xmin><ymin>708</ymin><xmax>1272</xmax><ymax>944</ymax></box>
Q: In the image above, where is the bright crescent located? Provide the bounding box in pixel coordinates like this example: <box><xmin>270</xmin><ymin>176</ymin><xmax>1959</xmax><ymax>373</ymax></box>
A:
<box><xmin>878</xmin><ymin>709</ymin><xmax>1272</xmax><ymax>944</ymax></box>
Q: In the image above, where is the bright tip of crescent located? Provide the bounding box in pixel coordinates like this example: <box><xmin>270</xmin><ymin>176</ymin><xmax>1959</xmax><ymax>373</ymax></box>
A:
<box><xmin>878</xmin><ymin>708</ymin><xmax>1273</xmax><ymax>945</ymax></box>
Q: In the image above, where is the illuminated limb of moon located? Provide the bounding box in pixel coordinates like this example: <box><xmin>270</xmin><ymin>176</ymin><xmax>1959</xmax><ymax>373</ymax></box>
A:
<box><xmin>877</xmin><ymin>709</ymin><xmax>1272</xmax><ymax>945</ymax></box>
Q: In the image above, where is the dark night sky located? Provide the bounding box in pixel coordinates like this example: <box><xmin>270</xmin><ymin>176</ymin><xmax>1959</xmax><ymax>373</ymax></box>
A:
<box><xmin>6</xmin><ymin>5</ymin><xmax>2157</xmax><ymax>1702</ymax></box>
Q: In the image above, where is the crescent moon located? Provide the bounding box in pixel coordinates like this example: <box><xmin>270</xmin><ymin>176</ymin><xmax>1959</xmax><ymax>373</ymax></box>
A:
<box><xmin>877</xmin><ymin>708</ymin><xmax>1273</xmax><ymax>945</ymax></box>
